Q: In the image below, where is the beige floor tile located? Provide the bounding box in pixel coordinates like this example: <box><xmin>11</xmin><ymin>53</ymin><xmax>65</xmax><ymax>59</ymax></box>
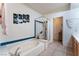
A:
<box><xmin>52</xmin><ymin>51</ymin><xmax>66</xmax><ymax>56</ymax></box>
<box><xmin>39</xmin><ymin>41</ymin><xmax>72</xmax><ymax>56</ymax></box>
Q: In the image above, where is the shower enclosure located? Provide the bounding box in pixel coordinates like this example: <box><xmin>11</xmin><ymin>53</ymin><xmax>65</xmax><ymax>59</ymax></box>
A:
<box><xmin>34</xmin><ymin>16</ymin><xmax>48</xmax><ymax>40</ymax></box>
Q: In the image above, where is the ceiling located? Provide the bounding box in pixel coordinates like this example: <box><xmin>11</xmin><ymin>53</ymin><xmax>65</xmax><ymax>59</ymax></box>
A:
<box><xmin>25</xmin><ymin>3</ymin><xmax>70</xmax><ymax>15</ymax></box>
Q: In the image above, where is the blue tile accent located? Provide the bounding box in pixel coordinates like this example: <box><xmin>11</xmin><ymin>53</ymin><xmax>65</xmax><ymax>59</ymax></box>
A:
<box><xmin>0</xmin><ymin>36</ymin><xmax>35</xmax><ymax>46</ymax></box>
<box><xmin>0</xmin><ymin>20</ymin><xmax>36</xmax><ymax>46</ymax></box>
<box><xmin>0</xmin><ymin>20</ymin><xmax>43</xmax><ymax>46</ymax></box>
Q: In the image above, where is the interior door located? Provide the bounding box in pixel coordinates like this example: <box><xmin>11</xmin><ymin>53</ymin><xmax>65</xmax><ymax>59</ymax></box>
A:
<box><xmin>53</xmin><ymin>17</ymin><xmax>63</xmax><ymax>41</ymax></box>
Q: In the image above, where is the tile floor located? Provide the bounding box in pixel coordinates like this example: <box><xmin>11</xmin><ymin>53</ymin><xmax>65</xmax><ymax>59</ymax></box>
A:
<box><xmin>39</xmin><ymin>41</ymin><xmax>72</xmax><ymax>56</ymax></box>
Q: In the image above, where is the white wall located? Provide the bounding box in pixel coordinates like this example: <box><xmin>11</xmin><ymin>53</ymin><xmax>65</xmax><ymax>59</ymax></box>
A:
<box><xmin>45</xmin><ymin>11</ymin><xmax>72</xmax><ymax>46</ymax></box>
<box><xmin>45</xmin><ymin>6</ymin><xmax>79</xmax><ymax>46</ymax></box>
<box><xmin>63</xmin><ymin>11</ymin><xmax>72</xmax><ymax>46</ymax></box>
<box><xmin>69</xmin><ymin>8</ymin><xmax>79</xmax><ymax>35</ymax></box>
<box><xmin>1</xmin><ymin>3</ymin><xmax>79</xmax><ymax>46</ymax></box>
<box><xmin>70</xmin><ymin>4</ymin><xmax>79</xmax><ymax>35</ymax></box>
<box><xmin>70</xmin><ymin>3</ymin><xmax>79</xmax><ymax>9</ymax></box>
<box><xmin>64</xmin><ymin>8</ymin><xmax>79</xmax><ymax>46</ymax></box>
<box><xmin>0</xmin><ymin>3</ymin><xmax>42</xmax><ymax>42</ymax></box>
<box><xmin>47</xmin><ymin>20</ymin><xmax>51</xmax><ymax>41</ymax></box>
<box><xmin>45</xmin><ymin>12</ymin><xmax>64</xmax><ymax>43</ymax></box>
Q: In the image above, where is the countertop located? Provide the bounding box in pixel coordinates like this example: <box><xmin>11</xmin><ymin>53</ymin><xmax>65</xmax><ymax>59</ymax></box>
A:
<box><xmin>72</xmin><ymin>34</ymin><xmax>79</xmax><ymax>43</ymax></box>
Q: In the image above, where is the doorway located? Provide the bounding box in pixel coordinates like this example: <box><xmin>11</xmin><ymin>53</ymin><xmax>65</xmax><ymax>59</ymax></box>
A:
<box><xmin>53</xmin><ymin>16</ymin><xmax>63</xmax><ymax>44</ymax></box>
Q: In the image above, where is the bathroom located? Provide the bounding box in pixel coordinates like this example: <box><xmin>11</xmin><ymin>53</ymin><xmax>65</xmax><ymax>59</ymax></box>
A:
<box><xmin>0</xmin><ymin>3</ymin><xmax>79</xmax><ymax>56</ymax></box>
<box><xmin>0</xmin><ymin>3</ymin><xmax>49</xmax><ymax>56</ymax></box>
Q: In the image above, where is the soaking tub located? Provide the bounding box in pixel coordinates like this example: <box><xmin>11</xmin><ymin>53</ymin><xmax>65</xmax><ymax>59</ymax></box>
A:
<box><xmin>1</xmin><ymin>38</ymin><xmax>44</xmax><ymax>56</ymax></box>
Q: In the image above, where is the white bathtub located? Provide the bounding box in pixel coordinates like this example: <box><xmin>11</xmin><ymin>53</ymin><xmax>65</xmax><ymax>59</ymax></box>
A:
<box><xmin>1</xmin><ymin>38</ymin><xmax>44</xmax><ymax>56</ymax></box>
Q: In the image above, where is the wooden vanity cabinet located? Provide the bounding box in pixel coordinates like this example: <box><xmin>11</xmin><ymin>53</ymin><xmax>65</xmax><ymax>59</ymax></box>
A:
<box><xmin>71</xmin><ymin>36</ymin><xmax>79</xmax><ymax>56</ymax></box>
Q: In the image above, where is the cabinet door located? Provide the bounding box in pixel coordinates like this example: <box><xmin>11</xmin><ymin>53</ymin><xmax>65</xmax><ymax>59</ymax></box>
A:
<box><xmin>77</xmin><ymin>42</ymin><xmax>79</xmax><ymax>56</ymax></box>
<box><xmin>72</xmin><ymin>37</ymin><xmax>77</xmax><ymax>56</ymax></box>
<box><xmin>74</xmin><ymin>39</ymin><xmax>79</xmax><ymax>56</ymax></box>
<box><xmin>75</xmin><ymin>40</ymin><xmax>77</xmax><ymax>56</ymax></box>
<box><xmin>71</xmin><ymin>36</ymin><xmax>75</xmax><ymax>55</ymax></box>
<box><xmin>69</xmin><ymin>36</ymin><xmax>79</xmax><ymax>56</ymax></box>
<box><xmin>73</xmin><ymin>38</ymin><xmax>76</xmax><ymax>56</ymax></box>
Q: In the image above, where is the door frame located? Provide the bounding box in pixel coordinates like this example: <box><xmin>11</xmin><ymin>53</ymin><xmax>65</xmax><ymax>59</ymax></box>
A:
<box><xmin>53</xmin><ymin>16</ymin><xmax>63</xmax><ymax>45</ymax></box>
